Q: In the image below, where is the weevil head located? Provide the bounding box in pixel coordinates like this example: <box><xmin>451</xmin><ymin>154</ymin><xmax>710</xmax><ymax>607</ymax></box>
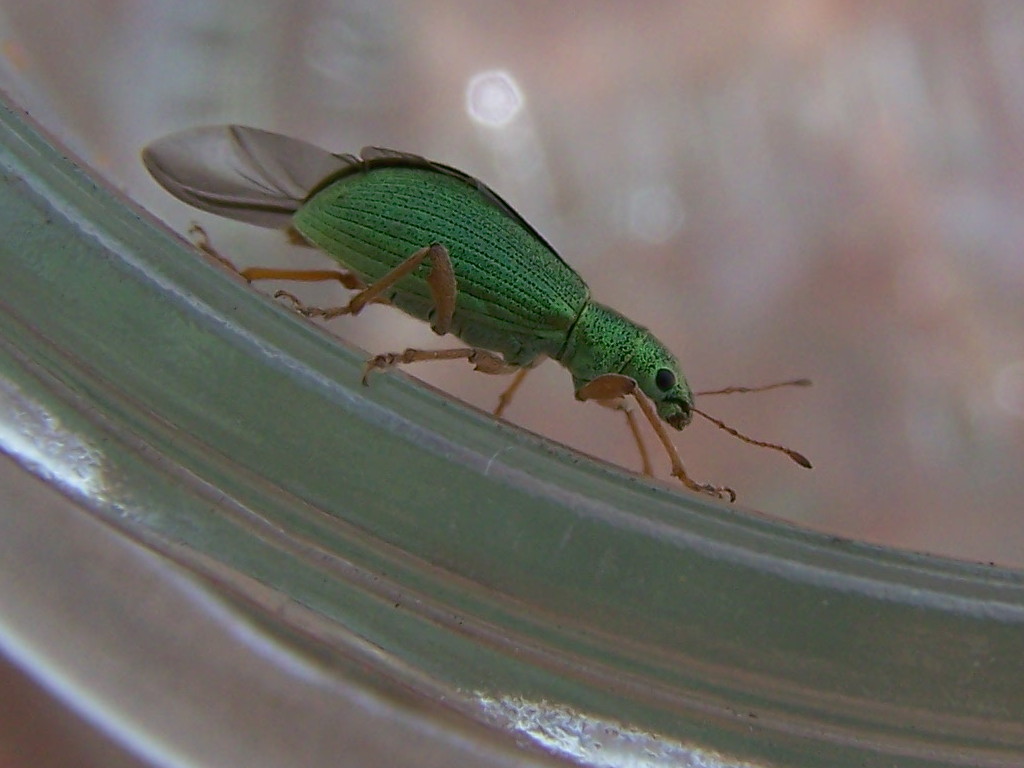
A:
<box><xmin>621</xmin><ymin>336</ymin><xmax>695</xmax><ymax>430</ymax></box>
<box><xmin>562</xmin><ymin>302</ymin><xmax>694</xmax><ymax>429</ymax></box>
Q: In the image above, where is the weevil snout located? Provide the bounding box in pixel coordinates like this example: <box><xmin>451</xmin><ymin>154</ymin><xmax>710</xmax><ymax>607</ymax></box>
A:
<box><xmin>665</xmin><ymin>398</ymin><xmax>693</xmax><ymax>430</ymax></box>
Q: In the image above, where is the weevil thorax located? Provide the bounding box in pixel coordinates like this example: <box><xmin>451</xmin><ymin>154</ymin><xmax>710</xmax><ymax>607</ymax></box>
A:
<box><xmin>560</xmin><ymin>302</ymin><xmax>695</xmax><ymax>429</ymax></box>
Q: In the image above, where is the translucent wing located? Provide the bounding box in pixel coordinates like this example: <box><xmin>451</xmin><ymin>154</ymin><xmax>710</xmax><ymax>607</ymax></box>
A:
<box><xmin>142</xmin><ymin>125</ymin><xmax>354</xmax><ymax>229</ymax></box>
<box><xmin>359</xmin><ymin>146</ymin><xmax>425</xmax><ymax>163</ymax></box>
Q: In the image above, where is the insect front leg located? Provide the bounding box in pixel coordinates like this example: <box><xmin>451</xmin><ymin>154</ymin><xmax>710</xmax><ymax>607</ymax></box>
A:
<box><xmin>572</xmin><ymin>377</ymin><xmax>652</xmax><ymax>477</ymax></box>
<box><xmin>576</xmin><ymin>374</ymin><xmax>736</xmax><ymax>501</ymax></box>
<box><xmin>600</xmin><ymin>398</ymin><xmax>654</xmax><ymax>477</ymax></box>
<box><xmin>276</xmin><ymin>243</ymin><xmax>456</xmax><ymax>336</ymax></box>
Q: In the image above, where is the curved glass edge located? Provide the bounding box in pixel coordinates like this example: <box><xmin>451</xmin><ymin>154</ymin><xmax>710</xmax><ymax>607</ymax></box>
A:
<box><xmin>1</xmin><ymin>95</ymin><xmax>1023</xmax><ymax>768</ymax></box>
<box><xmin>0</xmin><ymin>453</ymin><xmax>558</xmax><ymax>768</ymax></box>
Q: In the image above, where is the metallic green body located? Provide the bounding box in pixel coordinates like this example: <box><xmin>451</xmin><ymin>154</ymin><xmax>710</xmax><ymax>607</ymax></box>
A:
<box><xmin>294</xmin><ymin>165</ymin><xmax>588</xmax><ymax>368</ymax></box>
<box><xmin>292</xmin><ymin>157</ymin><xmax>695</xmax><ymax>426</ymax></box>
<box><xmin>141</xmin><ymin>125</ymin><xmax>696</xmax><ymax>430</ymax></box>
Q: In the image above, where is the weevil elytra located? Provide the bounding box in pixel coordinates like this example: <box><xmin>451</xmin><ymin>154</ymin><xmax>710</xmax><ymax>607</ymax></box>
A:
<box><xmin>143</xmin><ymin>125</ymin><xmax>810</xmax><ymax>500</ymax></box>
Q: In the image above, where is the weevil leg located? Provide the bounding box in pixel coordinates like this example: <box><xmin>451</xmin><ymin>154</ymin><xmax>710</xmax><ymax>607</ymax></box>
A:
<box><xmin>189</xmin><ymin>223</ymin><xmax>238</xmax><ymax>271</ymax></box>
<box><xmin>616</xmin><ymin>401</ymin><xmax>654</xmax><ymax>477</ymax></box>
<box><xmin>279</xmin><ymin>243</ymin><xmax>456</xmax><ymax>336</ymax></box>
<box><xmin>574</xmin><ymin>373</ymin><xmax>638</xmax><ymax>402</ymax></box>
<box><xmin>188</xmin><ymin>224</ymin><xmax>366</xmax><ymax>289</ymax></box>
<box><xmin>494</xmin><ymin>367</ymin><xmax>531</xmax><ymax>418</ymax></box>
<box><xmin>632</xmin><ymin>392</ymin><xmax>737</xmax><ymax>502</ymax></box>
<box><xmin>573</xmin><ymin>377</ymin><xmax>653</xmax><ymax>477</ymax></box>
<box><xmin>591</xmin><ymin>397</ymin><xmax>654</xmax><ymax>477</ymax></box>
<box><xmin>576</xmin><ymin>374</ymin><xmax>735</xmax><ymax>501</ymax></box>
<box><xmin>362</xmin><ymin>347</ymin><xmax>518</xmax><ymax>385</ymax></box>
<box><xmin>242</xmin><ymin>267</ymin><xmax>365</xmax><ymax>289</ymax></box>
<box><xmin>285</xmin><ymin>226</ymin><xmax>316</xmax><ymax>248</ymax></box>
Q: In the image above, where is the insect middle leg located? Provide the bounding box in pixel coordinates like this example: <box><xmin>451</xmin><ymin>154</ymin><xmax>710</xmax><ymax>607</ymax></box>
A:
<box><xmin>363</xmin><ymin>347</ymin><xmax>519</xmax><ymax>384</ymax></box>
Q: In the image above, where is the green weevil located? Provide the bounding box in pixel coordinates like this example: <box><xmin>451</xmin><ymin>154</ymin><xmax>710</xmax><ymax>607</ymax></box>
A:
<box><xmin>143</xmin><ymin>125</ymin><xmax>810</xmax><ymax>500</ymax></box>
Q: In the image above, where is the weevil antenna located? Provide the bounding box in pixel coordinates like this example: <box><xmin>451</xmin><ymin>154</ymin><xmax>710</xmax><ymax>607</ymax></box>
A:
<box><xmin>691</xmin><ymin>406</ymin><xmax>812</xmax><ymax>468</ymax></box>
<box><xmin>696</xmin><ymin>378</ymin><xmax>811</xmax><ymax>397</ymax></box>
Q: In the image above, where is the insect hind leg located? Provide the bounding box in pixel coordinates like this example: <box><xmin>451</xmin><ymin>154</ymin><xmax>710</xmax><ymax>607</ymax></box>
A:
<box><xmin>189</xmin><ymin>224</ymin><xmax>365</xmax><ymax>289</ymax></box>
<box><xmin>278</xmin><ymin>243</ymin><xmax>455</xmax><ymax>335</ymax></box>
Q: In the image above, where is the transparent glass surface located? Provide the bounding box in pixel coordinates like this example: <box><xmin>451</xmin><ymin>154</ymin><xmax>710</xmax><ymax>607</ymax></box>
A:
<box><xmin>1</xmin><ymin>3</ymin><xmax>1024</xmax><ymax>767</ymax></box>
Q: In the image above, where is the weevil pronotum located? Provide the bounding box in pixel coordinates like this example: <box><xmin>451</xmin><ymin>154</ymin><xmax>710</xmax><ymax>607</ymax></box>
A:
<box><xmin>143</xmin><ymin>125</ymin><xmax>811</xmax><ymax>500</ymax></box>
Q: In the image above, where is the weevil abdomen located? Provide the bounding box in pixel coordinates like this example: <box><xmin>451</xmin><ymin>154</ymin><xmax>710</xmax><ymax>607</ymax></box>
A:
<box><xmin>293</xmin><ymin>165</ymin><xmax>589</xmax><ymax>366</ymax></box>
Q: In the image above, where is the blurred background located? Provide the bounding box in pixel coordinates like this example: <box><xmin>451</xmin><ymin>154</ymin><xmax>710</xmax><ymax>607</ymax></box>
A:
<box><xmin>2</xmin><ymin>0</ymin><xmax>1023</xmax><ymax>566</ymax></box>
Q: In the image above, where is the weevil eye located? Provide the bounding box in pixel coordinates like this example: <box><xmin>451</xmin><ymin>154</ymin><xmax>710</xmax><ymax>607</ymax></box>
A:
<box><xmin>655</xmin><ymin>368</ymin><xmax>676</xmax><ymax>392</ymax></box>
